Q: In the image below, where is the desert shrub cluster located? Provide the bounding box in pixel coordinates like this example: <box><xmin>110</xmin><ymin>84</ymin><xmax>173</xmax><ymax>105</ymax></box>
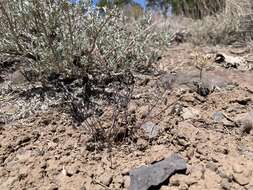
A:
<box><xmin>0</xmin><ymin>0</ymin><xmax>170</xmax><ymax>143</ymax></box>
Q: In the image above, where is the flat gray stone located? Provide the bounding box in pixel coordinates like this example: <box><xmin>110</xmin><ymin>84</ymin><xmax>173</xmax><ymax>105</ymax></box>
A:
<box><xmin>129</xmin><ymin>154</ymin><xmax>187</xmax><ymax>190</ymax></box>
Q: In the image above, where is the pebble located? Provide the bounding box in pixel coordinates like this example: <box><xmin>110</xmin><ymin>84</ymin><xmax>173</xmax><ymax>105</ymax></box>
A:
<box><xmin>217</xmin><ymin>167</ymin><xmax>233</xmax><ymax>181</ymax></box>
<box><xmin>181</xmin><ymin>107</ymin><xmax>200</xmax><ymax>120</ymax></box>
<box><xmin>206</xmin><ymin>161</ymin><xmax>218</xmax><ymax>172</ymax></box>
<box><xmin>233</xmin><ymin>173</ymin><xmax>249</xmax><ymax>186</ymax></box>
<box><xmin>179</xmin><ymin>183</ymin><xmax>188</xmax><ymax>190</ymax></box>
<box><xmin>121</xmin><ymin>168</ymin><xmax>130</xmax><ymax>175</ymax></box>
<box><xmin>245</xmin><ymin>184</ymin><xmax>253</xmax><ymax>190</ymax></box>
<box><xmin>212</xmin><ymin>112</ymin><xmax>224</xmax><ymax>122</ymax></box>
<box><xmin>99</xmin><ymin>174</ymin><xmax>113</xmax><ymax>187</ymax></box>
<box><xmin>221</xmin><ymin>178</ymin><xmax>232</xmax><ymax>190</ymax></box>
<box><xmin>136</xmin><ymin>138</ymin><xmax>148</xmax><ymax>150</ymax></box>
<box><xmin>232</xmin><ymin>163</ymin><xmax>244</xmax><ymax>174</ymax></box>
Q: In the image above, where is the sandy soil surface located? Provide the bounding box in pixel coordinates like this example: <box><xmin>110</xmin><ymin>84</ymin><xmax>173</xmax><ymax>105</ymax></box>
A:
<box><xmin>1</xmin><ymin>43</ymin><xmax>253</xmax><ymax>190</ymax></box>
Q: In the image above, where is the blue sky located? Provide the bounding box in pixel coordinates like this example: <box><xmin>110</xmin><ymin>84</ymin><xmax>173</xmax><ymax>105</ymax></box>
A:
<box><xmin>134</xmin><ymin>0</ymin><xmax>145</xmax><ymax>7</ymax></box>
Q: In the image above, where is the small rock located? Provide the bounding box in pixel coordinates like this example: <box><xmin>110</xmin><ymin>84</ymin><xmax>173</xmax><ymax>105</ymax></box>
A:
<box><xmin>169</xmin><ymin>175</ymin><xmax>181</xmax><ymax>186</ymax></box>
<box><xmin>122</xmin><ymin>169</ymin><xmax>130</xmax><ymax>176</ymax></box>
<box><xmin>245</xmin><ymin>184</ymin><xmax>253</xmax><ymax>190</ymax></box>
<box><xmin>212</xmin><ymin>112</ymin><xmax>224</xmax><ymax>122</ymax></box>
<box><xmin>196</xmin><ymin>144</ymin><xmax>208</xmax><ymax>156</ymax></box>
<box><xmin>179</xmin><ymin>183</ymin><xmax>188</xmax><ymax>190</ymax></box>
<box><xmin>136</xmin><ymin>138</ymin><xmax>148</xmax><ymax>150</ymax></box>
<box><xmin>190</xmin><ymin>165</ymin><xmax>205</xmax><ymax>181</ymax></box>
<box><xmin>110</xmin><ymin>175</ymin><xmax>124</xmax><ymax>189</ymax></box>
<box><xmin>181</xmin><ymin>107</ymin><xmax>200</xmax><ymax>120</ymax></box>
<box><xmin>1</xmin><ymin>104</ymin><xmax>18</xmax><ymax>114</ymax></box>
<box><xmin>194</xmin><ymin>81</ymin><xmax>211</xmax><ymax>97</ymax></box>
<box><xmin>8</xmin><ymin>70</ymin><xmax>28</xmax><ymax>84</ymax></box>
<box><xmin>94</xmin><ymin>165</ymin><xmax>105</xmax><ymax>177</ymax></box>
<box><xmin>99</xmin><ymin>174</ymin><xmax>113</xmax><ymax>187</ymax></box>
<box><xmin>113</xmin><ymin>175</ymin><xmax>124</xmax><ymax>185</ymax></box>
<box><xmin>233</xmin><ymin>173</ymin><xmax>249</xmax><ymax>186</ymax></box>
<box><xmin>133</xmin><ymin>151</ymin><xmax>145</xmax><ymax>157</ymax></box>
<box><xmin>181</xmin><ymin>94</ymin><xmax>196</xmax><ymax>103</ymax></box>
<box><xmin>217</xmin><ymin>168</ymin><xmax>233</xmax><ymax>181</ymax></box>
<box><xmin>206</xmin><ymin>162</ymin><xmax>218</xmax><ymax>172</ymax></box>
<box><xmin>215</xmin><ymin>145</ymin><xmax>229</xmax><ymax>155</ymax></box>
<box><xmin>221</xmin><ymin>178</ymin><xmax>232</xmax><ymax>190</ymax></box>
<box><xmin>48</xmin><ymin>185</ymin><xmax>59</xmax><ymax>190</ymax></box>
<box><xmin>184</xmin><ymin>177</ymin><xmax>198</xmax><ymax>186</ymax></box>
<box><xmin>67</xmin><ymin>164</ymin><xmax>80</xmax><ymax>175</ymax></box>
<box><xmin>176</xmin><ymin>137</ymin><xmax>190</xmax><ymax>148</ymax></box>
<box><xmin>231</xmin><ymin>183</ymin><xmax>246</xmax><ymax>190</ymax></box>
<box><xmin>232</xmin><ymin>163</ymin><xmax>244</xmax><ymax>174</ymax></box>
<box><xmin>169</xmin><ymin>174</ymin><xmax>195</xmax><ymax>187</ymax></box>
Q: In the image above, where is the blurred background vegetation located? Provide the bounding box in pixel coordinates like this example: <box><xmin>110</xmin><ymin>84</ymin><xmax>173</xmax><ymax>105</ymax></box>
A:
<box><xmin>95</xmin><ymin>0</ymin><xmax>226</xmax><ymax>19</ymax></box>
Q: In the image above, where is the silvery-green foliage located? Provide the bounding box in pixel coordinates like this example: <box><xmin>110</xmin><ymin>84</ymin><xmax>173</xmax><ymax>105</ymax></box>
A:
<box><xmin>0</xmin><ymin>0</ymin><xmax>170</xmax><ymax>78</ymax></box>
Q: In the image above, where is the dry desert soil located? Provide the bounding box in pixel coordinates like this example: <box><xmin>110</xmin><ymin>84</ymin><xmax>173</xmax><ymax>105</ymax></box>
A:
<box><xmin>1</xmin><ymin>43</ymin><xmax>253</xmax><ymax>190</ymax></box>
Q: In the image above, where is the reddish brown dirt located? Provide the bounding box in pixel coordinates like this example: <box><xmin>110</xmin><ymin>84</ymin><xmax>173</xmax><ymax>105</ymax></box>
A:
<box><xmin>1</xmin><ymin>43</ymin><xmax>253</xmax><ymax>190</ymax></box>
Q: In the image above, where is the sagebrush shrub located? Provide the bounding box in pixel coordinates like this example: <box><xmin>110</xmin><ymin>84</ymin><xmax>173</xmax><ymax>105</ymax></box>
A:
<box><xmin>0</xmin><ymin>0</ymin><xmax>170</xmax><ymax>78</ymax></box>
<box><xmin>0</xmin><ymin>0</ymin><xmax>170</xmax><ymax>130</ymax></box>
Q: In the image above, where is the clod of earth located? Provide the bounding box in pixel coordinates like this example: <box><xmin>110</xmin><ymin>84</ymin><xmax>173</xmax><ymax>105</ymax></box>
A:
<box><xmin>128</xmin><ymin>154</ymin><xmax>187</xmax><ymax>190</ymax></box>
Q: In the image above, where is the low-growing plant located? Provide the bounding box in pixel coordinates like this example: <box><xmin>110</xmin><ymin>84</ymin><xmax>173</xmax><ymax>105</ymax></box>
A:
<box><xmin>194</xmin><ymin>51</ymin><xmax>210</xmax><ymax>82</ymax></box>
<box><xmin>0</xmin><ymin>0</ymin><xmax>170</xmax><ymax>144</ymax></box>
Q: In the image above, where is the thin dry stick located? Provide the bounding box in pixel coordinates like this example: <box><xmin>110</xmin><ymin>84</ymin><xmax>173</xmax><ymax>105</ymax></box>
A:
<box><xmin>152</xmin><ymin>96</ymin><xmax>182</xmax><ymax>119</ymax></box>
<box><xmin>137</xmin><ymin>88</ymin><xmax>169</xmax><ymax>127</ymax></box>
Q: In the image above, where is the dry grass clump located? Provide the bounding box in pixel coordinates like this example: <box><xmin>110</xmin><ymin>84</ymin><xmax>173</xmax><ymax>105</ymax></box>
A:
<box><xmin>188</xmin><ymin>0</ymin><xmax>253</xmax><ymax>44</ymax></box>
<box><xmin>155</xmin><ymin>0</ymin><xmax>253</xmax><ymax>45</ymax></box>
